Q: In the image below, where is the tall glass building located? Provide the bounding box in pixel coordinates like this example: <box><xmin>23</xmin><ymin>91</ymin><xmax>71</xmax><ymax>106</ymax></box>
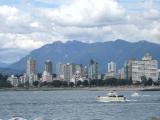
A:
<box><xmin>88</xmin><ymin>59</ymin><xmax>98</xmax><ymax>80</ymax></box>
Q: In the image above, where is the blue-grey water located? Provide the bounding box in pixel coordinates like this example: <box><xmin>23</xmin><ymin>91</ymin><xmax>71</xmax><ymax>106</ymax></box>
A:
<box><xmin>0</xmin><ymin>90</ymin><xmax>160</xmax><ymax>120</ymax></box>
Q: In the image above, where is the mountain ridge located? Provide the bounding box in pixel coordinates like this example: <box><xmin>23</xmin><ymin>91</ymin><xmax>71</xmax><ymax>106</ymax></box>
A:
<box><xmin>3</xmin><ymin>39</ymin><xmax>160</xmax><ymax>74</ymax></box>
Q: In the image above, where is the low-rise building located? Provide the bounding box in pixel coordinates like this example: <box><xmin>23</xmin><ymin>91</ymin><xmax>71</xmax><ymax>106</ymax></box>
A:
<box><xmin>7</xmin><ymin>75</ymin><xmax>19</xmax><ymax>87</ymax></box>
<box><xmin>42</xmin><ymin>70</ymin><xmax>52</xmax><ymax>82</ymax></box>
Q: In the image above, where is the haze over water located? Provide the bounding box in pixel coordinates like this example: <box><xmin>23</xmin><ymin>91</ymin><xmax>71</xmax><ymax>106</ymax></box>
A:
<box><xmin>0</xmin><ymin>90</ymin><xmax>160</xmax><ymax>120</ymax></box>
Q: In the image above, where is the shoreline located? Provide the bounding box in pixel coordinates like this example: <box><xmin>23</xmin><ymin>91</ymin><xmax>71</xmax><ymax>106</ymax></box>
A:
<box><xmin>0</xmin><ymin>86</ymin><xmax>160</xmax><ymax>91</ymax></box>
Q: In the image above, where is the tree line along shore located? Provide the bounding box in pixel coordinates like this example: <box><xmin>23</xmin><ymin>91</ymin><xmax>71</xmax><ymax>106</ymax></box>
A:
<box><xmin>1</xmin><ymin>73</ymin><xmax>160</xmax><ymax>91</ymax></box>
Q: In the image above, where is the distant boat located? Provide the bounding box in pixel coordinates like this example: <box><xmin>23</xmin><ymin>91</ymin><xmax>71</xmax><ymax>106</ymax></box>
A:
<box><xmin>97</xmin><ymin>91</ymin><xmax>126</xmax><ymax>102</ymax></box>
<box><xmin>131</xmin><ymin>92</ymin><xmax>140</xmax><ymax>97</ymax></box>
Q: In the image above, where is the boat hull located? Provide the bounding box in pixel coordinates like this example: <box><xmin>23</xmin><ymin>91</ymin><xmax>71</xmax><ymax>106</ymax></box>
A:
<box><xmin>97</xmin><ymin>96</ymin><xmax>126</xmax><ymax>102</ymax></box>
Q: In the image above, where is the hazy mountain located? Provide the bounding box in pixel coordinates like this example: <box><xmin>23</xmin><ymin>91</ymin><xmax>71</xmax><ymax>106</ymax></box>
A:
<box><xmin>6</xmin><ymin>39</ymin><xmax>160</xmax><ymax>74</ymax></box>
<box><xmin>0</xmin><ymin>68</ymin><xmax>23</xmax><ymax>75</ymax></box>
<box><xmin>0</xmin><ymin>62</ymin><xmax>9</xmax><ymax>68</ymax></box>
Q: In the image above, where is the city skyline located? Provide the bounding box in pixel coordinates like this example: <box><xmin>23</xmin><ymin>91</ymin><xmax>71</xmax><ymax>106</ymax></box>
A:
<box><xmin>0</xmin><ymin>0</ymin><xmax>160</xmax><ymax>64</ymax></box>
<box><xmin>7</xmin><ymin>53</ymin><xmax>160</xmax><ymax>87</ymax></box>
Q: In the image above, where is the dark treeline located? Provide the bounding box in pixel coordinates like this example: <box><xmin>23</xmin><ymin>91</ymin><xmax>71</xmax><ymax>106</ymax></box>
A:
<box><xmin>0</xmin><ymin>73</ymin><xmax>12</xmax><ymax>88</ymax></box>
<box><xmin>33</xmin><ymin>78</ymin><xmax>133</xmax><ymax>88</ymax></box>
<box><xmin>34</xmin><ymin>78</ymin><xmax>160</xmax><ymax>88</ymax></box>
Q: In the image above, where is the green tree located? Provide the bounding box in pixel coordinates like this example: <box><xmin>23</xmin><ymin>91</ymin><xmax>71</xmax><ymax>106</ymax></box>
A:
<box><xmin>69</xmin><ymin>82</ymin><xmax>74</xmax><ymax>87</ymax></box>
<box><xmin>146</xmin><ymin>78</ymin><xmax>153</xmax><ymax>86</ymax></box>
<box><xmin>82</xmin><ymin>80</ymin><xmax>89</xmax><ymax>87</ymax></box>
<box><xmin>52</xmin><ymin>80</ymin><xmax>62</xmax><ymax>87</ymax></box>
<box><xmin>33</xmin><ymin>81</ymin><xmax>39</xmax><ymax>87</ymax></box>
<box><xmin>76</xmin><ymin>80</ymin><xmax>82</xmax><ymax>87</ymax></box>
<box><xmin>104</xmin><ymin>78</ymin><xmax>118</xmax><ymax>86</ymax></box>
<box><xmin>90</xmin><ymin>79</ymin><xmax>97</xmax><ymax>86</ymax></box>
<box><xmin>0</xmin><ymin>74</ymin><xmax>12</xmax><ymax>88</ymax></box>
<box><xmin>97</xmin><ymin>79</ymin><xmax>105</xmax><ymax>86</ymax></box>
<box><xmin>141</xmin><ymin>76</ymin><xmax>147</xmax><ymax>85</ymax></box>
<box><xmin>62</xmin><ymin>81</ymin><xmax>68</xmax><ymax>87</ymax></box>
<box><xmin>40</xmin><ymin>81</ymin><xmax>48</xmax><ymax>87</ymax></box>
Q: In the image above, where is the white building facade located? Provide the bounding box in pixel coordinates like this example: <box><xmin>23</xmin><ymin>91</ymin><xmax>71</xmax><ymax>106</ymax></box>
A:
<box><xmin>105</xmin><ymin>61</ymin><xmax>117</xmax><ymax>79</ymax></box>
<box><xmin>27</xmin><ymin>57</ymin><xmax>36</xmax><ymax>75</ymax></box>
<box><xmin>130</xmin><ymin>53</ymin><xmax>158</xmax><ymax>83</ymax></box>
<box><xmin>45</xmin><ymin>60</ymin><xmax>52</xmax><ymax>74</ymax></box>
<box><xmin>42</xmin><ymin>70</ymin><xmax>52</xmax><ymax>82</ymax></box>
<box><xmin>108</xmin><ymin>61</ymin><xmax>116</xmax><ymax>73</ymax></box>
<box><xmin>56</xmin><ymin>63</ymin><xmax>65</xmax><ymax>80</ymax></box>
<box><xmin>26</xmin><ymin>57</ymin><xmax>37</xmax><ymax>85</ymax></box>
<box><xmin>88</xmin><ymin>60</ymin><xmax>98</xmax><ymax>80</ymax></box>
<box><xmin>7</xmin><ymin>75</ymin><xmax>19</xmax><ymax>87</ymax></box>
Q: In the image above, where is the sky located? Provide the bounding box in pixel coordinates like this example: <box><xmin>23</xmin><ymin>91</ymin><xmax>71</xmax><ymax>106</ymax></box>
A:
<box><xmin>0</xmin><ymin>0</ymin><xmax>160</xmax><ymax>64</ymax></box>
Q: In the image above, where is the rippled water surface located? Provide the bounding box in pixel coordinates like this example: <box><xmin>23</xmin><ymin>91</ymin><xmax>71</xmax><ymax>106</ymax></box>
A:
<box><xmin>0</xmin><ymin>90</ymin><xmax>160</xmax><ymax>120</ymax></box>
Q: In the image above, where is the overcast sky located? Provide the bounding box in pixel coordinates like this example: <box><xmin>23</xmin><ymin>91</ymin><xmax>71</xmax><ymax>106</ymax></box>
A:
<box><xmin>0</xmin><ymin>0</ymin><xmax>160</xmax><ymax>64</ymax></box>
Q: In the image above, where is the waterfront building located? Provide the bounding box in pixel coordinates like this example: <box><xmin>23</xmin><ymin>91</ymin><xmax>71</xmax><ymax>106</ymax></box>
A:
<box><xmin>118</xmin><ymin>68</ymin><xmax>125</xmax><ymax>79</ymax></box>
<box><xmin>125</xmin><ymin>53</ymin><xmax>158</xmax><ymax>83</ymax></box>
<box><xmin>56</xmin><ymin>62</ymin><xmax>83</xmax><ymax>83</ymax></box>
<box><xmin>28</xmin><ymin>74</ymin><xmax>38</xmax><ymax>85</ymax></box>
<box><xmin>41</xmin><ymin>60</ymin><xmax>53</xmax><ymax>82</ymax></box>
<box><xmin>42</xmin><ymin>70</ymin><xmax>52</xmax><ymax>82</ymax></box>
<box><xmin>71</xmin><ymin>64</ymin><xmax>83</xmax><ymax>83</ymax></box>
<box><xmin>74</xmin><ymin>64</ymin><xmax>82</xmax><ymax>75</ymax></box>
<box><xmin>71</xmin><ymin>71</ymin><xmax>83</xmax><ymax>84</ymax></box>
<box><xmin>105</xmin><ymin>61</ymin><xmax>117</xmax><ymax>79</ymax></box>
<box><xmin>19</xmin><ymin>74</ymin><xmax>28</xmax><ymax>85</ymax></box>
<box><xmin>56</xmin><ymin>63</ymin><xmax>65</xmax><ymax>80</ymax></box>
<box><xmin>158</xmin><ymin>69</ymin><xmax>160</xmax><ymax>80</ymax></box>
<box><xmin>7</xmin><ymin>75</ymin><xmax>19</xmax><ymax>87</ymax></box>
<box><xmin>82</xmin><ymin>65</ymin><xmax>88</xmax><ymax>78</ymax></box>
<box><xmin>88</xmin><ymin>59</ymin><xmax>98</xmax><ymax>80</ymax></box>
<box><xmin>98</xmin><ymin>74</ymin><xmax>104</xmax><ymax>80</ymax></box>
<box><xmin>124</xmin><ymin>60</ymin><xmax>133</xmax><ymax>80</ymax></box>
<box><xmin>63</xmin><ymin>63</ymin><xmax>82</xmax><ymax>83</ymax></box>
<box><xmin>26</xmin><ymin>57</ymin><xmax>37</xmax><ymax>85</ymax></box>
<box><xmin>26</xmin><ymin>57</ymin><xmax>36</xmax><ymax>75</ymax></box>
<box><xmin>45</xmin><ymin>60</ymin><xmax>52</xmax><ymax>75</ymax></box>
<box><xmin>64</xmin><ymin>63</ymin><xmax>73</xmax><ymax>82</ymax></box>
<box><xmin>108</xmin><ymin>61</ymin><xmax>116</xmax><ymax>73</ymax></box>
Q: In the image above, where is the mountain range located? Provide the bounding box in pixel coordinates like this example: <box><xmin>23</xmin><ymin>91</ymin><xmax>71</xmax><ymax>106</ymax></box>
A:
<box><xmin>1</xmin><ymin>39</ymin><xmax>160</xmax><ymax>74</ymax></box>
<box><xmin>0</xmin><ymin>62</ymin><xmax>9</xmax><ymax>68</ymax></box>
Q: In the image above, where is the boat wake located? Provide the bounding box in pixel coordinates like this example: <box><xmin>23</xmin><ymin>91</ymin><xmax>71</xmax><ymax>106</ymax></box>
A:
<box><xmin>142</xmin><ymin>94</ymin><xmax>151</xmax><ymax>97</ymax></box>
<box><xmin>8</xmin><ymin>117</ymin><xmax>45</xmax><ymax>120</ymax></box>
<box><xmin>97</xmin><ymin>98</ymin><xmax>138</xmax><ymax>103</ymax></box>
<box><xmin>9</xmin><ymin>117</ymin><xmax>27</xmax><ymax>120</ymax></box>
<box><xmin>131</xmin><ymin>92</ymin><xmax>140</xmax><ymax>97</ymax></box>
<box><xmin>126</xmin><ymin>99</ymin><xmax>138</xmax><ymax>102</ymax></box>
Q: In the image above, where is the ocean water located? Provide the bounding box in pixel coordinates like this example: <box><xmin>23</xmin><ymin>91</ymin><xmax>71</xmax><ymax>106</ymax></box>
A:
<box><xmin>0</xmin><ymin>90</ymin><xmax>160</xmax><ymax>120</ymax></box>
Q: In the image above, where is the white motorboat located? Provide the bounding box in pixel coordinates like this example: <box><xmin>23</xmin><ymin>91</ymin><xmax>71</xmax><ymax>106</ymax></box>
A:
<box><xmin>97</xmin><ymin>91</ymin><xmax>126</xmax><ymax>102</ymax></box>
<box><xmin>131</xmin><ymin>92</ymin><xmax>140</xmax><ymax>97</ymax></box>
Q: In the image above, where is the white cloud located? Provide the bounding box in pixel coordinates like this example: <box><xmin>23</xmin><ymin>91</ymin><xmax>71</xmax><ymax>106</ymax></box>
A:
<box><xmin>150</xmin><ymin>22</ymin><xmax>160</xmax><ymax>41</ymax></box>
<box><xmin>14</xmin><ymin>38</ymin><xmax>44</xmax><ymax>49</ymax></box>
<box><xmin>0</xmin><ymin>33</ymin><xmax>44</xmax><ymax>49</ymax></box>
<box><xmin>30</xmin><ymin>22</ymin><xmax>40</xmax><ymax>28</ymax></box>
<box><xmin>0</xmin><ymin>5</ymin><xmax>19</xmax><ymax>17</ymax></box>
<box><xmin>143</xmin><ymin>8</ymin><xmax>160</xmax><ymax>19</ymax></box>
<box><xmin>0</xmin><ymin>0</ymin><xmax>160</xmax><ymax>63</ymax></box>
<box><xmin>43</xmin><ymin>0</ymin><xmax>126</xmax><ymax>27</ymax></box>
